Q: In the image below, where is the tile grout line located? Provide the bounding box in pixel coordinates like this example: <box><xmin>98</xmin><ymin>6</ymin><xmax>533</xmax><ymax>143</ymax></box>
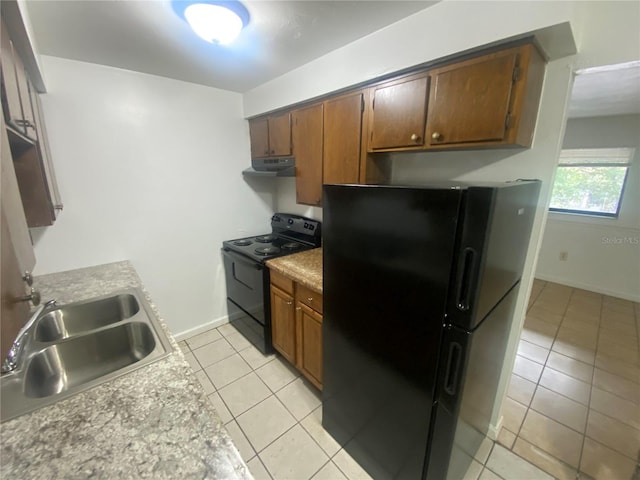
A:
<box><xmin>186</xmin><ymin>292</ymin><xmax>640</xmax><ymax>480</ymax></box>
<box><xmin>558</xmin><ymin>287</ymin><xmax>589</xmax><ymax>479</ymax></box>
<box><xmin>199</xmin><ymin>327</ymin><xmax>329</xmax><ymax>477</ymax></box>
<box><xmin>581</xmin><ymin>298</ymin><xmax>640</xmax><ymax>468</ymax></box>
<box><xmin>573</xmin><ymin>288</ymin><xmax>602</xmax><ymax>479</ymax></box>
<box><xmin>513</xmin><ymin>283</ymin><xmax>581</xmax><ymax>478</ymax></box>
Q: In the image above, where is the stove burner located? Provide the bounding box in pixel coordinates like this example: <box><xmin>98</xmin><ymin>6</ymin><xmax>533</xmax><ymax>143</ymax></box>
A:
<box><xmin>282</xmin><ymin>242</ymin><xmax>302</xmax><ymax>251</ymax></box>
<box><xmin>233</xmin><ymin>239</ymin><xmax>253</xmax><ymax>246</ymax></box>
<box><xmin>255</xmin><ymin>246</ymin><xmax>281</xmax><ymax>256</ymax></box>
<box><xmin>255</xmin><ymin>235</ymin><xmax>277</xmax><ymax>243</ymax></box>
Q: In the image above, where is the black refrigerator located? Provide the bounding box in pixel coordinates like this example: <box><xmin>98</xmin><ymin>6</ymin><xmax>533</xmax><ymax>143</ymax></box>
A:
<box><xmin>322</xmin><ymin>180</ymin><xmax>540</xmax><ymax>480</ymax></box>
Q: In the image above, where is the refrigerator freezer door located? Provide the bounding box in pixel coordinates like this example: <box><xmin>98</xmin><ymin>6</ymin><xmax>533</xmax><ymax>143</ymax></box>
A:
<box><xmin>322</xmin><ymin>184</ymin><xmax>463</xmax><ymax>480</ymax></box>
<box><xmin>426</xmin><ymin>284</ymin><xmax>519</xmax><ymax>480</ymax></box>
<box><xmin>448</xmin><ymin>181</ymin><xmax>540</xmax><ymax>330</ymax></box>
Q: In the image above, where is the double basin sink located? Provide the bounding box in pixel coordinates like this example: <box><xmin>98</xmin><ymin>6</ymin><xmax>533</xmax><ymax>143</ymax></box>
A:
<box><xmin>1</xmin><ymin>288</ymin><xmax>173</xmax><ymax>422</ymax></box>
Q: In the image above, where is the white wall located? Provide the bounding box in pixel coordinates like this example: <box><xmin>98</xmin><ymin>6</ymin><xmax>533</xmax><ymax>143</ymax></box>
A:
<box><xmin>32</xmin><ymin>56</ymin><xmax>276</xmax><ymax>336</ymax></box>
<box><xmin>243</xmin><ymin>0</ymin><xmax>577</xmax><ymax>117</ymax></box>
<box><xmin>536</xmin><ymin>114</ymin><xmax>640</xmax><ymax>301</ymax></box>
<box><xmin>241</xmin><ymin>0</ymin><xmax>640</xmax><ymax>435</ymax></box>
<box><xmin>274</xmin><ymin>178</ymin><xmax>323</xmax><ymax>221</ymax></box>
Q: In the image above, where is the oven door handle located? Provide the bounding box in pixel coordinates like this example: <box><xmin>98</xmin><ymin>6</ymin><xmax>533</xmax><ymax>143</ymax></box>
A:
<box><xmin>222</xmin><ymin>249</ymin><xmax>264</xmax><ymax>270</ymax></box>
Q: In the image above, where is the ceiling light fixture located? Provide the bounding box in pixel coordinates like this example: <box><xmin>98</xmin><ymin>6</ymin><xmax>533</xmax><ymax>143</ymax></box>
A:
<box><xmin>172</xmin><ymin>1</ymin><xmax>250</xmax><ymax>45</ymax></box>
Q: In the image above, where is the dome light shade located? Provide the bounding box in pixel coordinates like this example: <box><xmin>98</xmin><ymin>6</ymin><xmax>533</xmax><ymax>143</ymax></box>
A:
<box><xmin>172</xmin><ymin>1</ymin><xmax>249</xmax><ymax>45</ymax></box>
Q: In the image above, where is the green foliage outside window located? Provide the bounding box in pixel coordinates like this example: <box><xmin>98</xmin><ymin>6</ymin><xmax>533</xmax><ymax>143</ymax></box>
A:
<box><xmin>549</xmin><ymin>148</ymin><xmax>634</xmax><ymax>217</ymax></box>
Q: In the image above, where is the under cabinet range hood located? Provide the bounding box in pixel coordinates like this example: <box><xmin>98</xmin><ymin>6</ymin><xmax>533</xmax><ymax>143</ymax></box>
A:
<box><xmin>242</xmin><ymin>157</ymin><xmax>295</xmax><ymax>177</ymax></box>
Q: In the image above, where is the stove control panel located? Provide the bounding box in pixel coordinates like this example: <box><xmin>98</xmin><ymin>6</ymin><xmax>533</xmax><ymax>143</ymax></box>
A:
<box><xmin>271</xmin><ymin>213</ymin><xmax>321</xmax><ymax>242</ymax></box>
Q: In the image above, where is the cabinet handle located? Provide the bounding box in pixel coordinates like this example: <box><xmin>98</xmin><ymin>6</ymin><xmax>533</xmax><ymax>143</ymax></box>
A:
<box><xmin>22</xmin><ymin>271</ymin><xmax>34</xmax><ymax>286</ymax></box>
<box><xmin>270</xmin><ymin>150</ymin><xmax>275</xmax><ymax>155</ymax></box>
<box><xmin>410</xmin><ymin>133</ymin><xmax>419</xmax><ymax>142</ymax></box>
<box><xmin>431</xmin><ymin>132</ymin><xmax>442</xmax><ymax>141</ymax></box>
<box><xmin>286</xmin><ymin>301</ymin><xmax>293</xmax><ymax>305</ymax></box>
<box><xmin>15</xmin><ymin>119</ymin><xmax>35</xmax><ymax>128</ymax></box>
<box><xmin>264</xmin><ymin>150</ymin><xmax>269</xmax><ymax>155</ymax></box>
<box><xmin>307</xmin><ymin>297</ymin><xmax>313</xmax><ymax>302</ymax></box>
<box><xmin>296</xmin><ymin>307</ymin><xmax>302</xmax><ymax>311</ymax></box>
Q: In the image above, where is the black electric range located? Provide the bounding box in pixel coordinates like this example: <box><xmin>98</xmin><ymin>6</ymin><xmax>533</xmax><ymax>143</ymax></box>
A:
<box><xmin>221</xmin><ymin>214</ymin><xmax>321</xmax><ymax>353</ymax></box>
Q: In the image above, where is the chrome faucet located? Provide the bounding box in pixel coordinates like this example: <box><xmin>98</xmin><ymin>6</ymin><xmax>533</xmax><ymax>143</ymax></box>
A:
<box><xmin>1</xmin><ymin>299</ymin><xmax>57</xmax><ymax>374</ymax></box>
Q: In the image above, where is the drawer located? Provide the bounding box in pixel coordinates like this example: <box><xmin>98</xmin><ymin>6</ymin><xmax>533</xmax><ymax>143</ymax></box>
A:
<box><xmin>270</xmin><ymin>270</ymin><xmax>294</xmax><ymax>295</ymax></box>
<box><xmin>296</xmin><ymin>284</ymin><xmax>323</xmax><ymax>314</ymax></box>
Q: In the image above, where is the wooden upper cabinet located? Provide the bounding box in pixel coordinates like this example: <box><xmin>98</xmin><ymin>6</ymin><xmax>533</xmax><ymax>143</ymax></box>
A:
<box><xmin>249</xmin><ymin>117</ymin><xmax>269</xmax><ymax>158</ymax></box>
<box><xmin>292</xmin><ymin>104</ymin><xmax>323</xmax><ymax>206</ymax></box>
<box><xmin>268</xmin><ymin>112</ymin><xmax>292</xmax><ymax>156</ymax></box>
<box><xmin>30</xmin><ymin>86</ymin><xmax>62</xmax><ymax>216</ymax></box>
<box><xmin>369</xmin><ymin>75</ymin><xmax>429</xmax><ymax>151</ymax></box>
<box><xmin>249</xmin><ymin>112</ymin><xmax>292</xmax><ymax>158</ymax></box>
<box><xmin>12</xmin><ymin>53</ymin><xmax>37</xmax><ymax>140</ymax></box>
<box><xmin>1</xmin><ymin>19</ymin><xmax>36</xmax><ymax>140</ymax></box>
<box><xmin>2</xmin><ymin>17</ymin><xmax>61</xmax><ymax>227</ymax></box>
<box><xmin>426</xmin><ymin>43</ymin><xmax>545</xmax><ymax>148</ymax></box>
<box><xmin>323</xmin><ymin>91</ymin><xmax>364</xmax><ymax>185</ymax></box>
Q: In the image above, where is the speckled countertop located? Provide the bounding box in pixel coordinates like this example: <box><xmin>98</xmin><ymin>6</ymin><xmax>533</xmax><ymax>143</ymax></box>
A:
<box><xmin>266</xmin><ymin>248</ymin><xmax>323</xmax><ymax>293</ymax></box>
<box><xmin>0</xmin><ymin>261</ymin><xmax>251</xmax><ymax>480</ymax></box>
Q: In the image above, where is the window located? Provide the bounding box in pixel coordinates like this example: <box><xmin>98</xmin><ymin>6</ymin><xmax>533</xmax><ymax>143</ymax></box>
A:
<box><xmin>549</xmin><ymin>147</ymin><xmax>634</xmax><ymax>217</ymax></box>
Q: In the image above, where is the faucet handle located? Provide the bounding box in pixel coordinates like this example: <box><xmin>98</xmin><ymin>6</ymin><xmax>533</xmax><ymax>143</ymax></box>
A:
<box><xmin>18</xmin><ymin>288</ymin><xmax>41</xmax><ymax>306</ymax></box>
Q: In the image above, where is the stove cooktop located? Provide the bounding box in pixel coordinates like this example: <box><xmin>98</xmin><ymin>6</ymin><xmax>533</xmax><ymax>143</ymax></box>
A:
<box><xmin>224</xmin><ymin>236</ymin><xmax>310</xmax><ymax>260</ymax></box>
<box><xmin>222</xmin><ymin>213</ymin><xmax>321</xmax><ymax>263</ymax></box>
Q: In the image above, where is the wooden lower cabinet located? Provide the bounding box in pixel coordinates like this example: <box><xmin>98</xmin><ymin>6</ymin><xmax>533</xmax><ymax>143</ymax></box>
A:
<box><xmin>270</xmin><ymin>270</ymin><xmax>323</xmax><ymax>389</ymax></box>
<box><xmin>270</xmin><ymin>285</ymin><xmax>296</xmax><ymax>365</ymax></box>
<box><xmin>296</xmin><ymin>302</ymin><xmax>323</xmax><ymax>389</ymax></box>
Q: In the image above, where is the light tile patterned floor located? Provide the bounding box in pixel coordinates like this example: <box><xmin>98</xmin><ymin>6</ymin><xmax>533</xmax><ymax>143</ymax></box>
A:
<box><xmin>180</xmin><ymin>281</ymin><xmax>640</xmax><ymax>479</ymax></box>
<box><xmin>500</xmin><ymin>279</ymin><xmax>640</xmax><ymax>480</ymax></box>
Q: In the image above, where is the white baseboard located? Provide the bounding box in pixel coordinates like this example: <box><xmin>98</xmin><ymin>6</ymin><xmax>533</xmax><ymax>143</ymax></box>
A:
<box><xmin>487</xmin><ymin>416</ymin><xmax>503</xmax><ymax>441</ymax></box>
<box><xmin>535</xmin><ymin>274</ymin><xmax>640</xmax><ymax>302</ymax></box>
<box><xmin>173</xmin><ymin>316</ymin><xmax>230</xmax><ymax>342</ymax></box>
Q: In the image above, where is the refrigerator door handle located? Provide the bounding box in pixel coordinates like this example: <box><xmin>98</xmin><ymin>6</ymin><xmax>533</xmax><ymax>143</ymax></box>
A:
<box><xmin>455</xmin><ymin>247</ymin><xmax>476</xmax><ymax>311</ymax></box>
<box><xmin>443</xmin><ymin>341</ymin><xmax>463</xmax><ymax>396</ymax></box>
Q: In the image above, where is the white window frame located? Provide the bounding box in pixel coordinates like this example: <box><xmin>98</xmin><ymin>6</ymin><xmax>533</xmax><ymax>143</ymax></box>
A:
<box><xmin>549</xmin><ymin>147</ymin><xmax>634</xmax><ymax>218</ymax></box>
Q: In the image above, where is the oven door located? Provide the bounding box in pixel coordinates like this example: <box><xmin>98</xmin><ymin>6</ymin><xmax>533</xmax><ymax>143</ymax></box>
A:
<box><xmin>222</xmin><ymin>249</ymin><xmax>273</xmax><ymax>353</ymax></box>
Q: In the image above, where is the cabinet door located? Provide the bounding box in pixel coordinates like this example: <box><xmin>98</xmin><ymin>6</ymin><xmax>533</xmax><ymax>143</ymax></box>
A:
<box><xmin>292</xmin><ymin>104</ymin><xmax>323</xmax><ymax>206</ymax></box>
<box><xmin>296</xmin><ymin>302</ymin><xmax>323</xmax><ymax>389</ymax></box>
<box><xmin>323</xmin><ymin>92</ymin><xmax>363</xmax><ymax>185</ymax></box>
<box><xmin>12</xmin><ymin>143</ymin><xmax>55</xmax><ymax>227</ymax></box>
<box><xmin>29</xmin><ymin>87</ymin><xmax>62</xmax><ymax>217</ymax></box>
<box><xmin>370</xmin><ymin>75</ymin><xmax>429</xmax><ymax>150</ymax></box>
<box><xmin>1</xmin><ymin>19</ymin><xmax>25</xmax><ymax>135</ymax></box>
<box><xmin>249</xmin><ymin>117</ymin><xmax>269</xmax><ymax>158</ymax></box>
<box><xmin>271</xmin><ymin>285</ymin><xmax>296</xmax><ymax>364</ymax></box>
<box><xmin>426</xmin><ymin>50</ymin><xmax>518</xmax><ymax>146</ymax></box>
<box><xmin>12</xmin><ymin>51</ymin><xmax>37</xmax><ymax>140</ymax></box>
<box><xmin>268</xmin><ymin>112</ymin><xmax>292</xmax><ymax>156</ymax></box>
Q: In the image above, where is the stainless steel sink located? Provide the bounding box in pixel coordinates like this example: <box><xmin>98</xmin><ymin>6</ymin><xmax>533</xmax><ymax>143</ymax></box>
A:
<box><xmin>1</xmin><ymin>288</ymin><xmax>173</xmax><ymax>422</ymax></box>
<box><xmin>34</xmin><ymin>293</ymin><xmax>140</xmax><ymax>342</ymax></box>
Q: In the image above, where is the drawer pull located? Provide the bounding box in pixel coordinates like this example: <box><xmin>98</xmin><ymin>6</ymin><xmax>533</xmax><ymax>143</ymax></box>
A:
<box><xmin>307</xmin><ymin>297</ymin><xmax>313</xmax><ymax>302</ymax></box>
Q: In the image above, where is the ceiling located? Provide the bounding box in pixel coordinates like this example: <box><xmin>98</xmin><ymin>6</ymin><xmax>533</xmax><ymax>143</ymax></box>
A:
<box><xmin>24</xmin><ymin>1</ymin><xmax>640</xmax><ymax>118</ymax></box>
<box><xmin>25</xmin><ymin>0</ymin><xmax>435</xmax><ymax>93</ymax></box>
<box><xmin>568</xmin><ymin>61</ymin><xmax>640</xmax><ymax>119</ymax></box>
